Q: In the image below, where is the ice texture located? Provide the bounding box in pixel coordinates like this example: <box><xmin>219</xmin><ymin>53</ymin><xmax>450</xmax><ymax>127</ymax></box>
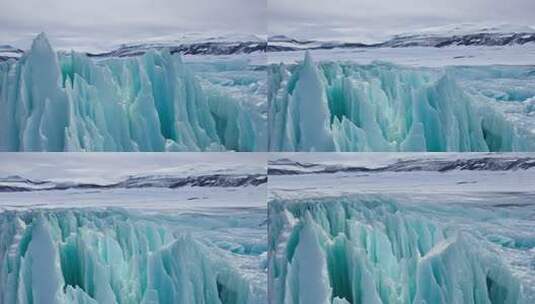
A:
<box><xmin>0</xmin><ymin>208</ymin><xmax>267</xmax><ymax>303</ymax></box>
<box><xmin>268</xmin><ymin>52</ymin><xmax>535</xmax><ymax>151</ymax></box>
<box><xmin>0</xmin><ymin>33</ymin><xmax>266</xmax><ymax>151</ymax></box>
<box><xmin>268</xmin><ymin>196</ymin><xmax>535</xmax><ymax>304</ymax></box>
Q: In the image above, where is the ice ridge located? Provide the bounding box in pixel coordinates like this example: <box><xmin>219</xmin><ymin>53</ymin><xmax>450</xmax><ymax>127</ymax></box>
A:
<box><xmin>268</xmin><ymin>196</ymin><xmax>533</xmax><ymax>304</ymax></box>
<box><xmin>0</xmin><ymin>33</ymin><xmax>265</xmax><ymax>151</ymax></box>
<box><xmin>268</xmin><ymin>52</ymin><xmax>535</xmax><ymax>151</ymax></box>
<box><xmin>0</xmin><ymin>209</ymin><xmax>261</xmax><ymax>303</ymax></box>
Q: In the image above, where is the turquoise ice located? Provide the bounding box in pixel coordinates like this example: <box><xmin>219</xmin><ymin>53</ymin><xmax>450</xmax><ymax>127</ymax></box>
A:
<box><xmin>0</xmin><ymin>33</ymin><xmax>267</xmax><ymax>151</ymax></box>
<box><xmin>268</xmin><ymin>196</ymin><xmax>535</xmax><ymax>304</ymax></box>
<box><xmin>268</xmin><ymin>52</ymin><xmax>535</xmax><ymax>151</ymax></box>
<box><xmin>0</xmin><ymin>208</ymin><xmax>267</xmax><ymax>304</ymax></box>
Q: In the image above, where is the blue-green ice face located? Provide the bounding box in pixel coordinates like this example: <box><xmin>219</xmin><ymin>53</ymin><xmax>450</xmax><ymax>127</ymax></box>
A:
<box><xmin>268</xmin><ymin>52</ymin><xmax>535</xmax><ymax>152</ymax></box>
<box><xmin>0</xmin><ymin>208</ymin><xmax>267</xmax><ymax>304</ymax></box>
<box><xmin>0</xmin><ymin>153</ymin><xmax>269</xmax><ymax>304</ymax></box>
<box><xmin>269</xmin><ymin>195</ymin><xmax>535</xmax><ymax>304</ymax></box>
<box><xmin>0</xmin><ymin>33</ymin><xmax>267</xmax><ymax>152</ymax></box>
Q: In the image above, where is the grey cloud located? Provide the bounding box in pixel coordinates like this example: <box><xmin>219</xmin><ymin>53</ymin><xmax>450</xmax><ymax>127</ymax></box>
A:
<box><xmin>269</xmin><ymin>0</ymin><xmax>535</xmax><ymax>39</ymax></box>
<box><xmin>0</xmin><ymin>0</ymin><xmax>266</xmax><ymax>49</ymax></box>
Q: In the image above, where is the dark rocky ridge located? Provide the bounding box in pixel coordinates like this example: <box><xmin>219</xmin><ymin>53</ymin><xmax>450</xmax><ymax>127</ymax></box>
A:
<box><xmin>87</xmin><ymin>41</ymin><xmax>267</xmax><ymax>58</ymax></box>
<box><xmin>268</xmin><ymin>157</ymin><xmax>535</xmax><ymax>175</ymax></box>
<box><xmin>0</xmin><ymin>40</ymin><xmax>267</xmax><ymax>62</ymax></box>
<box><xmin>0</xmin><ymin>174</ymin><xmax>267</xmax><ymax>192</ymax></box>
<box><xmin>267</xmin><ymin>32</ymin><xmax>535</xmax><ymax>52</ymax></box>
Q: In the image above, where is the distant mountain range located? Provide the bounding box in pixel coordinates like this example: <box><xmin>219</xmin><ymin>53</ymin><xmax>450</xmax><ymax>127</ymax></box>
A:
<box><xmin>268</xmin><ymin>157</ymin><xmax>535</xmax><ymax>175</ymax></box>
<box><xmin>268</xmin><ymin>24</ymin><xmax>535</xmax><ymax>52</ymax></box>
<box><xmin>268</xmin><ymin>32</ymin><xmax>535</xmax><ymax>52</ymax></box>
<box><xmin>0</xmin><ymin>35</ymin><xmax>267</xmax><ymax>61</ymax></box>
<box><xmin>0</xmin><ymin>173</ymin><xmax>267</xmax><ymax>192</ymax></box>
<box><xmin>2</xmin><ymin>25</ymin><xmax>534</xmax><ymax>61</ymax></box>
<box><xmin>86</xmin><ymin>39</ymin><xmax>266</xmax><ymax>58</ymax></box>
<box><xmin>0</xmin><ymin>45</ymin><xmax>24</xmax><ymax>61</ymax></box>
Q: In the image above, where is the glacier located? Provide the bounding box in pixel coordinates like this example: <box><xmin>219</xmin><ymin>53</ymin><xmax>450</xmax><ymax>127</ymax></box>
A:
<box><xmin>0</xmin><ymin>33</ymin><xmax>267</xmax><ymax>151</ymax></box>
<box><xmin>268</xmin><ymin>153</ymin><xmax>535</xmax><ymax>304</ymax></box>
<box><xmin>0</xmin><ymin>207</ymin><xmax>267</xmax><ymax>304</ymax></box>
<box><xmin>0</xmin><ymin>153</ymin><xmax>268</xmax><ymax>304</ymax></box>
<box><xmin>268</xmin><ymin>52</ymin><xmax>535</xmax><ymax>151</ymax></box>
<box><xmin>268</xmin><ymin>195</ymin><xmax>535</xmax><ymax>304</ymax></box>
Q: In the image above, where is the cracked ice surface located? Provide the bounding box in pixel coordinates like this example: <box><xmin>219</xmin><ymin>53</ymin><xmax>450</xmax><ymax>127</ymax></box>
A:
<box><xmin>268</xmin><ymin>52</ymin><xmax>535</xmax><ymax>151</ymax></box>
<box><xmin>0</xmin><ymin>33</ymin><xmax>267</xmax><ymax>151</ymax></box>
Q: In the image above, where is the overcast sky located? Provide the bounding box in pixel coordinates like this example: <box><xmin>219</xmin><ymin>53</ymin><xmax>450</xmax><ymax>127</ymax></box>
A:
<box><xmin>0</xmin><ymin>153</ymin><xmax>267</xmax><ymax>183</ymax></box>
<box><xmin>269</xmin><ymin>0</ymin><xmax>535</xmax><ymax>41</ymax></box>
<box><xmin>0</xmin><ymin>0</ymin><xmax>266</xmax><ymax>50</ymax></box>
<box><xmin>3</xmin><ymin>0</ymin><xmax>535</xmax><ymax>49</ymax></box>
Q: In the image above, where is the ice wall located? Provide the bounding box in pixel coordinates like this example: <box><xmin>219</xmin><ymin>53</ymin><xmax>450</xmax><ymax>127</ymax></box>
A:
<box><xmin>0</xmin><ymin>33</ymin><xmax>266</xmax><ymax>151</ymax></box>
<box><xmin>0</xmin><ymin>209</ymin><xmax>261</xmax><ymax>304</ymax></box>
<box><xmin>268</xmin><ymin>197</ymin><xmax>533</xmax><ymax>304</ymax></box>
<box><xmin>268</xmin><ymin>52</ymin><xmax>535</xmax><ymax>152</ymax></box>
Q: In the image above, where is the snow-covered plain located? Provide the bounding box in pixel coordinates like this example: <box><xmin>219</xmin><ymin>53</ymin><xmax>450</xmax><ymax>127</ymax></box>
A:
<box><xmin>267</xmin><ymin>45</ymin><xmax>535</xmax><ymax>67</ymax></box>
<box><xmin>0</xmin><ymin>154</ymin><xmax>268</xmax><ymax>304</ymax></box>
<box><xmin>0</xmin><ymin>33</ymin><xmax>267</xmax><ymax>151</ymax></box>
<box><xmin>267</xmin><ymin>23</ymin><xmax>535</xmax><ymax>66</ymax></box>
<box><xmin>268</xmin><ymin>153</ymin><xmax>535</xmax><ymax>304</ymax></box>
